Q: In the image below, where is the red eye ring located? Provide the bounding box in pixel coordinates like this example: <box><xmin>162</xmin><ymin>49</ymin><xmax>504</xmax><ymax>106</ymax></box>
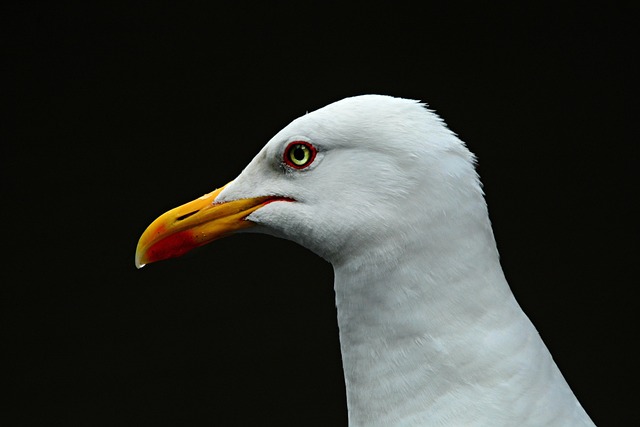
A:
<box><xmin>283</xmin><ymin>141</ymin><xmax>317</xmax><ymax>169</ymax></box>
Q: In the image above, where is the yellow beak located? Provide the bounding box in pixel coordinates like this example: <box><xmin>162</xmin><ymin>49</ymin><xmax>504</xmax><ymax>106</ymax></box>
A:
<box><xmin>135</xmin><ymin>182</ymin><xmax>275</xmax><ymax>268</ymax></box>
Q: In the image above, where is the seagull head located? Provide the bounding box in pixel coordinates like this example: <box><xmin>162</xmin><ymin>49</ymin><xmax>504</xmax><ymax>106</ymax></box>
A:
<box><xmin>136</xmin><ymin>95</ymin><xmax>480</xmax><ymax>268</ymax></box>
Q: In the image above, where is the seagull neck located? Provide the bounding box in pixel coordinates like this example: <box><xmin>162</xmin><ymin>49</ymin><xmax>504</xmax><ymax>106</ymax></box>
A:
<box><xmin>331</xmin><ymin>213</ymin><xmax>571</xmax><ymax>425</ymax></box>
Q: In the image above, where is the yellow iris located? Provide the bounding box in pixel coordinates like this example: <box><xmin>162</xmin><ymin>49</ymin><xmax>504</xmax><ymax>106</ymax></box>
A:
<box><xmin>288</xmin><ymin>143</ymin><xmax>312</xmax><ymax>166</ymax></box>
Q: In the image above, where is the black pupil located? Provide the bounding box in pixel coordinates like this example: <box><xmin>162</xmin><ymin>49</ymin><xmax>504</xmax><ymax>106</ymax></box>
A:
<box><xmin>293</xmin><ymin>146</ymin><xmax>306</xmax><ymax>161</ymax></box>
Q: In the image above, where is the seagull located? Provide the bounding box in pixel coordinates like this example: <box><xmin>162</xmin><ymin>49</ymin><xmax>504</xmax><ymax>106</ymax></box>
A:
<box><xmin>135</xmin><ymin>95</ymin><xmax>596</xmax><ymax>426</ymax></box>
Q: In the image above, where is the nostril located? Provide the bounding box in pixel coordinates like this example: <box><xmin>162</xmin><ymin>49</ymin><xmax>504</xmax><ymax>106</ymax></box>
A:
<box><xmin>176</xmin><ymin>210</ymin><xmax>198</xmax><ymax>221</ymax></box>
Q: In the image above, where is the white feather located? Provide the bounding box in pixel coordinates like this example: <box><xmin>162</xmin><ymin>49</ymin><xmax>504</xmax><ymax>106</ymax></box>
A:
<box><xmin>217</xmin><ymin>95</ymin><xmax>595</xmax><ymax>426</ymax></box>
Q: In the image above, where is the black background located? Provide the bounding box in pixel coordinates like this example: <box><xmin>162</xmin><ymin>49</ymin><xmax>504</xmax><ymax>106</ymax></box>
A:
<box><xmin>4</xmin><ymin>3</ymin><xmax>637</xmax><ymax>426</ymax></box>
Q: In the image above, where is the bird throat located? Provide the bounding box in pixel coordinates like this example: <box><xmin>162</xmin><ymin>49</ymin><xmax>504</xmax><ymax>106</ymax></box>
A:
<box><xmin>331</xmin><ymin>218</ymin><xmax>539</xmax><ymax>426</ymax></box>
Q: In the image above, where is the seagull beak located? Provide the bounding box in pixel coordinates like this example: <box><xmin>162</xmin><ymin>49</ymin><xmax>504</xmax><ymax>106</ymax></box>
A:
<box><xmin>135</xmin><ymin>182</ymin><xmax>271</xmax><ymax>268</ymax></box>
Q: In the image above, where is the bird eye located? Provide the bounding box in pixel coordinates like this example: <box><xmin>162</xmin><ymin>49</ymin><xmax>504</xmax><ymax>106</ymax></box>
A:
<box><xmin>284</xmin><ymin>141</ymin><xmax>317</xmax><ymax>169</ymax></box>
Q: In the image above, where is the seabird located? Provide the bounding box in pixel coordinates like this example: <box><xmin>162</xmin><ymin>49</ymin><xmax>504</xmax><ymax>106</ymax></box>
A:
<box><xmin>135</xmin><ymin>95</ymin><xmax>596</xmax><ymax>426</ymax></box>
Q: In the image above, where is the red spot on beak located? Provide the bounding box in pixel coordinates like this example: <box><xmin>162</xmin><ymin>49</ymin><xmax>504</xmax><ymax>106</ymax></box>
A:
<box><xmin>145</xmin><ymin>230</ymin><xmax>199</xmax><ymax>264</ymax></box>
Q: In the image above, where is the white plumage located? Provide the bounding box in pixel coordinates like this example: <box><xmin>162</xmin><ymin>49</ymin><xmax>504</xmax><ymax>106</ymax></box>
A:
<box><xmin>138</xmin><ymin>95</ymin><xmax>595</xmax><ymax>426</ymax></box>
